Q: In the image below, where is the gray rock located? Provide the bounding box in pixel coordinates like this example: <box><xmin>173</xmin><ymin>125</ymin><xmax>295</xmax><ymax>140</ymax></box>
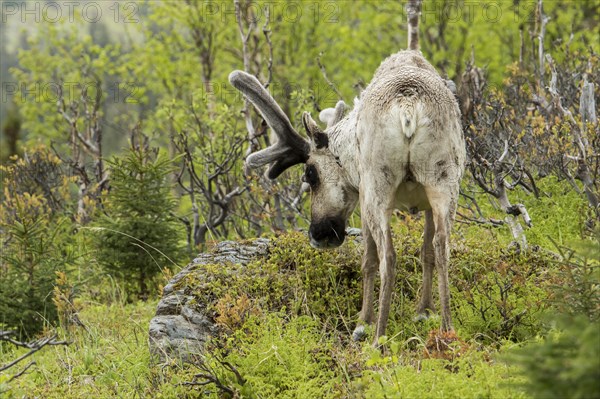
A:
<box><xmin>345</xmin><ymin>227</ymin><xmax>362</xmax><ymax>237</ymax></box>
<box><xmin>148</xmin><ymin>238</ymin><xmax>270</xmax><ymax>364</ymax></box>
<box><xmin>352</xmin><ymin>325</ymin><xmax>367</xmax><ymax>342</ymax></box>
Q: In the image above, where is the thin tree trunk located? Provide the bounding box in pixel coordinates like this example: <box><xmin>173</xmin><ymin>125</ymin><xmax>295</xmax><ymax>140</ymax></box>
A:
<box><xmin>406</xmin><ymin>0</ymin><xmax>422</xmax><ymax>51</ymax></box>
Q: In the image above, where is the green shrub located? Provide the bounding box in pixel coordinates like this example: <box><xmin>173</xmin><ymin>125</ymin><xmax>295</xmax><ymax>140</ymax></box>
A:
<box><xmin>92</xmin><ymin>141</ymin><xmax>184</xmax><ymax>299</ymax></box>
<box><xmin>504</xmin><ymin>316</ymin><xmax>600</xmax><ymax>399</ymax></box>
<box><xmin>176</xmin><ymin>232</ymin><xmax>362</xmax><ymax>333</ymax></box>
<box><xmin>549</xmin><ymin>232</ymin><xmax>600</xmax><ymax>321</ymax></box>
<box><xmin>180</xmin><ymin>216</ymin><xmax>556</xmax><ymax>345</ymax></box>
<box><xmin>451</xmin><ymin>248</ymin><xmax>552</xmax><ymax>342</ymax></box>
<box><xmin>0</xmin><ymin>148</ymin><xmax>76</xmax><ymax>337</ymax></box>
<box><xmin>504</xmin><ymin>232</ymin><xmax>600</xmax><ymax>398</ymax></box>
<box><xmin>388</xmin><ymin>216</ymin><xmax>554</xmax><ymax>343</ymax></box>
<box><xmin>0</xmin><ymin>196</ymin><xmax>72</xmax><ymax>337</ymax></box>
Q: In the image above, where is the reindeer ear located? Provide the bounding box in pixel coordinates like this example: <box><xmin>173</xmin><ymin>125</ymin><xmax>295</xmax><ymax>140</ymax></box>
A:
<box><xmin>319</xmin><ymin>100</ymin><xmax>347</xmax><ymax>128</ymax></box>
<box><xmin>302</xmin><ymin>112</ymin><xmax>329</xmax><ymax>149</ymax></box>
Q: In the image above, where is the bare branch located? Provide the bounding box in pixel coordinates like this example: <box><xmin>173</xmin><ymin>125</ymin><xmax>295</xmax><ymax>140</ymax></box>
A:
<box><xmin>0</xmin><ymin>332</ymin><xmax>69</xmax><ymax>379</ymax></box>
<box><xmin>537</xmin><ymin>0</ymin><xmax>550</xmax><ymax>89</ymax></box>
<box><xmin>497</xmin><ymin>140</ymin><xmax>509</xmax><ymax>163</ymax></box>
<box><xmin>262</xmin><ymin>7</ymin><xmax>273</xmax><ymax>88</ymax></box>
<box><xmin>546</xmin><ymin>54</ymin><xmax>599</xmax><ymax>212</ymax></box>
<box><xmin>317</xmin><ymin>53</ymin><xmax>344</xmax><ymax>101</ymax></box>
<box><xmin>579</xmin><ymin>71</ymin><xmax>597</xmax><ymax>131</ymax></box>
<box><xmin>234</xmin><ymin>0</ymin><xmax>260</xmax><ymax>159</ymax></box>
<box><xmin>456</xmin><ymin>211</ymin><xmax>504</xmax><ymax>227</ymax></box>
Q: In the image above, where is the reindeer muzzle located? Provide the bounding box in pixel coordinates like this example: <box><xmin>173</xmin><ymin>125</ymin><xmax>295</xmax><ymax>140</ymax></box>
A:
<box><xmin>308</xmin><ymin>217</ymin><xmax>346</xmax><ymax>249</ymax></box>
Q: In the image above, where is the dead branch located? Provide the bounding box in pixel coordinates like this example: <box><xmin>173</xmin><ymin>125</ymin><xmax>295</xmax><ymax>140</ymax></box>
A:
<box><xmin>317</xmin><ymin>52</ymin><xmax>344</xmax><ymax>101</ymax></box>
<box><xmin>537</xmin><ymin>0</ymin><xmax>550</xmax><ymax>89</ymax></box>
<box><xmin>0</xmin><ymin>331</ymin><xmax>69</xmax><ymax>383</ymax></box>
<box><xmin>234</xmin><ymin>0</ymin><xmax>260</xmax><ymax>159</ymax></box>
<box><xmin>180</xmin><ymin>354</ymin><xmax>245</xmax><ymax>397</ymax></box>
<box><xmin>262</xmin><ymin>7</ymin><xmax>273</xmax><ymax>88</ymax></box>
<box><xmin>546</xmin><ymin>54</ymin><xmax>599</xmax><ymax>213</ymax></box>
<box><xmin>456</xmin><ymin>211</ymin><xmax>504</xmax><ymax>227</ymax></box>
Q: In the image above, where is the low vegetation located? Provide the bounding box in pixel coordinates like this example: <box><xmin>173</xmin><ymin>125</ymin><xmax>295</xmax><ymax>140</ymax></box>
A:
<box><xmin>2</xmin><ymin>180</ymin><xmax>598</xmax><ymax>397</ymax></box>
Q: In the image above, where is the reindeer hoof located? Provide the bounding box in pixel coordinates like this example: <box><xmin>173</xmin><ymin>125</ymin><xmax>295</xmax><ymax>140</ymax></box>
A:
<box><xmin>352</xmin><ymin>325</ymin><xmax>367</xmax><ymax>342</ymax></box>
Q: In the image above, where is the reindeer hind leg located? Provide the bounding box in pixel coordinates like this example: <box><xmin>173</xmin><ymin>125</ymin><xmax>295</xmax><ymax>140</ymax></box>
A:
<box><xmin>415</xmin><ymin>209</ymin><xmax>436</xmax><ymax>321</ymax></box>
<box><xmin>424</xmin><ymin>185</ymin><xmax>457</xmax><ymax>332</ymax></box>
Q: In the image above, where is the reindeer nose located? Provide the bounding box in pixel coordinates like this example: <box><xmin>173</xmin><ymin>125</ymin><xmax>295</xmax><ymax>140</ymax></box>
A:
<box><xmin>308</xmin><ymin>218</ymin><xmax>346</xmax><ymax>248</ymax></box>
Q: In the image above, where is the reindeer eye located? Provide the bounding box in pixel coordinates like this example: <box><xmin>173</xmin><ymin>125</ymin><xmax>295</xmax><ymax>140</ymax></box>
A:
<box><xmin>304</xmin><ymin>164</ymin><xmax>319</xmax><ymax>187</ymax></box>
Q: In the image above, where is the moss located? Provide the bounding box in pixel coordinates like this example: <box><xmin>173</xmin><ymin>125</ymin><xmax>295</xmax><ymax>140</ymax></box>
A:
<box><xmin>216</xmin><ymin>314</ymin><xmax>340</xmax><ymax>398</ymax></box>
<box><xmin>176</xmin><ymin>232</ymin><xmax>362</xmax><ymax>332</ymax></box>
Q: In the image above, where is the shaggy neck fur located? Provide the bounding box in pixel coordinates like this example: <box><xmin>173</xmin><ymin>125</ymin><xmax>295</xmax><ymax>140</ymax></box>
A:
<box><xmin>326</xmin><ymin>107</ymin><xmax>361</xmax><ymax>192</ymax></box>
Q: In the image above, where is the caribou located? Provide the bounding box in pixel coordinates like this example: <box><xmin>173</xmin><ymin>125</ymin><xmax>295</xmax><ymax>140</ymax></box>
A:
<box><xmin>229</xmin><ymin>49</ymin><xmax>465</xmax><ymax>345</ymax></box>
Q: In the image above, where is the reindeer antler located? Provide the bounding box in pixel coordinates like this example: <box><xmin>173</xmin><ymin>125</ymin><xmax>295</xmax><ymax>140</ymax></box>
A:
<box><xmin>229</xmin><ymin>71</ymin><xmax>310</xmax><ymax>179</ymax></box>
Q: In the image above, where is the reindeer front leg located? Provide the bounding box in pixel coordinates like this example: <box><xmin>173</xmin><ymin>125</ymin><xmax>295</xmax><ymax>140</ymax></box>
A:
<box><xmin>371</xmin><ymin>220</ymin><xmax>396</xmax><ymax>344</ymax></box>
<box><xmin>353</xmin><ymin>198</ymin><xmax>396</xmax><ymax>345</ymax></box>
<box><xmin>358</xmin><ymin>185</ymin><xmax>397</xmax><ymax>346</ymax></box>
<box><xmin>353</xmin><ymin>217</ymin><xmax>380</xmax><ymax>342</ymax></box>
<box><xmin>357</xmin><ymin>226</ymin><xmax>378</xmax><ymax>325</ymax></box>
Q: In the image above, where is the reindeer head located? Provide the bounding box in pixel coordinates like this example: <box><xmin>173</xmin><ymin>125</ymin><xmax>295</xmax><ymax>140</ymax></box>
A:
<box><xmin>229</xmin><ymin>71</ymin><xmax>358</xmax><ymax>248</ymax></box>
